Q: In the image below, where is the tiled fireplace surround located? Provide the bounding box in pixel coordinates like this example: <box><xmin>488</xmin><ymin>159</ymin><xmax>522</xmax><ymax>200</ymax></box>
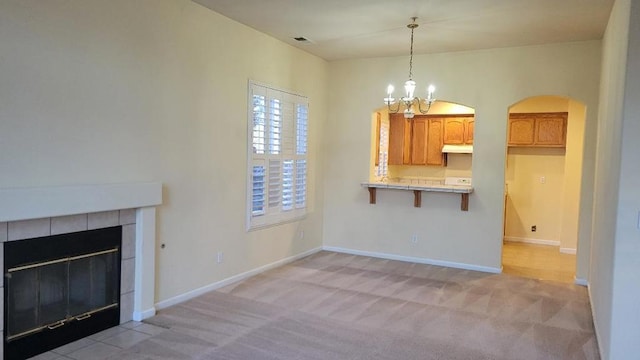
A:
<box><xmin>0</xmin><ymin>182</ymin><xmax>162</xmax><ymax>360</ymax></box>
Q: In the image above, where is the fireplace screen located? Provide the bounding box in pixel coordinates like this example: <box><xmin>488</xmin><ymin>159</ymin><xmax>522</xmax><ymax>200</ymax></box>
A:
<box><xmin>4</xmin><ymin>226</ymin><xmax>122</xmax><ymax>358</ymax></box>
<box><xmin>6</xmin><ymin>248</ymin><xmax>119</xmax><ymax>341</ymax></box>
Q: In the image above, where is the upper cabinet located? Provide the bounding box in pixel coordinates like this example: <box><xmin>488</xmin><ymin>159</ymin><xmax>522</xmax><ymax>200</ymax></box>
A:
<box><xmin>426</xmin><ymin>119</ymin><xmax>445</xmax><ymax>165</ymax></box>
<box><xmin>388</xmin><ymin>114</ymin><xmax>445</xmax><ymax>166</ymax></box>
<box><xmin>535</xmin><ymin>114</ymin><xmax>567</xmax><ymax>146</ymax></box>
<box><xmin>411</xmin><ymin>118</ymin><xmax>445</xmax><ymax>166</ymax></box>
<box><xmin>410</xmin><ymin>118</ymin><xmax>428</xmax><ymax>165</ymax></box>
<box><xmin>508</xmin><ymin>116</ymin><xmax>535</xmax><ymax>145</ymax></box>
<box><xmin>508</xmin><ymin>112</ymin><xmax>567</xmax><ymax>147</ymax></box>
<box><xmin>389</xmin><ymin>114</ymin><xmax>412</xmax><ymax>165</ymax></box>
<box><xmin>443</xmin><ymin>116</ymin><xmax>474</xmax><ymax>145</ymax></box>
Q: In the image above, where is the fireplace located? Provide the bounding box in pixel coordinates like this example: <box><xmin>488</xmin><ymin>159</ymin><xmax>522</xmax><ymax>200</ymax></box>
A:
<box><xmin>4</xmin><ymin>227</ymin><xmax>122</xmax><ymax>359</ymax></box>
<box><xmin>0</xmin><ymin>182</ymin><xmax>162</xmax><ymax>359</ymax></box>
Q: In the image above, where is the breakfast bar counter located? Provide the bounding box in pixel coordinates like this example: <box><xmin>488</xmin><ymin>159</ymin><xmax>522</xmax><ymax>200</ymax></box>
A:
<box><xmin>361</xmin><ymin>181</ymin><xmax>474</xmax><ymax>211</ymax></box>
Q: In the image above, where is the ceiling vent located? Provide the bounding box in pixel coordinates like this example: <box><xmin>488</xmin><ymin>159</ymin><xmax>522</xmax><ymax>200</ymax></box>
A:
<box><xmin>293</xmin><ymin>36</ymin><xmax>313</xmax><ymax>43</ymax></box>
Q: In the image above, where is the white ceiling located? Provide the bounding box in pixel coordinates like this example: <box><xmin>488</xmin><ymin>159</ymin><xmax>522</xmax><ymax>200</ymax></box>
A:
<box><xmin>193</xmin><ymin>0</ymin><xmax>614</xmax><ymax>61</ymax></box>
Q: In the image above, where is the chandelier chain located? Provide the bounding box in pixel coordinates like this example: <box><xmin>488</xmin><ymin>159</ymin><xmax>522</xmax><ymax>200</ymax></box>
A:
<box><xmin>408</xmin><ymin>23</ymin><xmax>414</xmax><ymax>80</ymax></box>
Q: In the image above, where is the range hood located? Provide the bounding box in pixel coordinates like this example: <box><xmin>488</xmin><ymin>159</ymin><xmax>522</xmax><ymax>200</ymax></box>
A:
<box><xmin>442</xmin><ymin>144</ymin><xmax>473</xmax><ymax>154</ymax></box>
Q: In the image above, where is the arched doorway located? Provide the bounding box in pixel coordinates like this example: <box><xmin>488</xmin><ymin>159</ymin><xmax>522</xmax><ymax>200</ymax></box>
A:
<box><xmin>502</xmin><ymin>96</ymin><xmax>586</xmax><ymax>283</ymax></box>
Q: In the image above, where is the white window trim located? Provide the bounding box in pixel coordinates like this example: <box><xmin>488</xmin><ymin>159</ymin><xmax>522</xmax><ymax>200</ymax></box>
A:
<box><xmin>246</xmin><ymin>80</ymin><xmax>308</xmax><ymax>231</ymax></box>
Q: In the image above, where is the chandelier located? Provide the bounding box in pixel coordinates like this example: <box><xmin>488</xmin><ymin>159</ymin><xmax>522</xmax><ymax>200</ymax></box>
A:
<box><xmin>384</xmin><ymin>17</ymin><xmax>436</xmax><ymax>119</ymax></box>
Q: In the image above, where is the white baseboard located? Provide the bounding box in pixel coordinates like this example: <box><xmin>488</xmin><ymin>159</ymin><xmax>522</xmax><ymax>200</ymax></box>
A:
<box><xmin>155</xmin><ymin>247</ymin><xmax>322</xmax><ymax>311</ymax></box>
<box><xmin>560</xmin><ymin>247</ymin><xmax>577</xmax><ymax>255</ymax></box>
<box><xmin>504</xmin><ymin>236</ymin><xmax>560</xmax><ymax>246</ymax></box>
<box><xmin>133</xmin><ymin>307</ymin><xmax>156</xmax><ymax>321</ymax></box>
<box><xmin>574</xmin><ymin>277</ymin><xmax>588</xmax><ymax>286</ymax></box>
<box><xmin>587</xmin><ymin>285</ymin><xmax>604</xmax><ymax>359</ymax></box>
<box><xmin>322</xmin><ymin>246</ymin><xmax>501</xmax><ymax>274</ymax></box>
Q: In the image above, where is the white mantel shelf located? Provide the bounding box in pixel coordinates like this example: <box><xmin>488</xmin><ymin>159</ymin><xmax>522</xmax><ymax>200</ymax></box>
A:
<box><xmin>0</xmin><ymin>182</ymin><xmax>162</xmax><ymax>222</ymax></box>
<box><xmin>361</xmin><ymin>182</ymin><xmax>474</xmax><ymax>211</ymax></box>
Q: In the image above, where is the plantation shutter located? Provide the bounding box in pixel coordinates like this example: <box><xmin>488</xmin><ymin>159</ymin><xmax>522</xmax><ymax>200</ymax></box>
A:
<box><xmin>248</xmin><ymin>82</ymin><xmax>309</xmax><ymax>229</ymax></box>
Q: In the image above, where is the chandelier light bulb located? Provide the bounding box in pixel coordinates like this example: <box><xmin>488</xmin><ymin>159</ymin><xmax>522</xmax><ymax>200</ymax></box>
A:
<box><xmin>404</xmin><ymin>80</ymin><xmax>416</xmax><ymax>99</ymax></box>
<box><xmin>427</xmin><ymin>85</ymin><xmax>435</xmax><ymax>100</ymax></box>
<box><xmin>384</xmin><ymin>84</ymin><xmax>396</xmax><ymax>105</ymax></box>
<box><xmin>387</xmin><ymin>84</ymin><xmax>395</xmax><ymax>95</ymax></box>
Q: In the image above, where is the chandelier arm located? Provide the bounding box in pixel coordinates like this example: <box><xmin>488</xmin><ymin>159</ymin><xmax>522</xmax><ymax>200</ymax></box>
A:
<box><xmin>416</xmin><ymin>98</ymin><xmax>433</xmax><ymax>114</ymax></box>
<box><xmin>403</xmin><ymin>98</ymin><xmax>414</xmax><ymax>110</ymax></box>
<box><xmin>387</xmin><ymin>101</ymin><xmax>401</xmax><ymax>114</ymax></box>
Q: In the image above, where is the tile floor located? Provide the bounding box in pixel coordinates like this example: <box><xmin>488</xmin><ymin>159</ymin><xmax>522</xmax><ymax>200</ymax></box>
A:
<box><xmin>502</xmin><ymin>241</ymin><xmax>577</xmax><ymax>284</ymax></box>
<box><xmin>28</xmin><ymin>321</ymin><xmax>167</xmax><ymax>360</ymax></box>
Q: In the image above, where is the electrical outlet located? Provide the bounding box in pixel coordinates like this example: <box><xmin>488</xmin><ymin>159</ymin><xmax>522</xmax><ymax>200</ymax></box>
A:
<box><xmin>216</xmin><ymin>251</ymin><xmax>224</xmax><ymax>264</ymax></box>
<box><xmin>299</xmin><ymin>231</ymin><xmax>304</xmax><ymax>240</ymax></box>
<box><xmin>531</xmin><ymin>225</ymin><xmax>537</xmax><ymax>232</ymax></box>
<box><xmin>410</xmin><ymin>234</ymin><xmax>418</xmax><ymax>244</ymax></box>
<box><xmin>445</xmin><ymin>177</ymin><xmax>472</xmax><ymax>186</ymax></box>
<box><xmin>540</xmin><ymin>176</ymin><xmax>546</xmax><ymax>184</ymax></box>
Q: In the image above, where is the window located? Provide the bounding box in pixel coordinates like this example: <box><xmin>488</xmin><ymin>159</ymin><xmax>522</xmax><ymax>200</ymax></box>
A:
<box><xmin>248</xmin><ymin>82</ymin><xmax>308</xmax><ymax>229</ymax></box>
<box><xmin>376</xmin><ymin>118</ymin><xmax>389</xmax><ymax>178</ymax></box>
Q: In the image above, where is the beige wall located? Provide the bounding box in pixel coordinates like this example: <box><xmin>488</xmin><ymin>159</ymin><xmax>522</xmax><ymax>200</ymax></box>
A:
<box><xmin>325</xmin><ymin>41</ymin><xmax>601</xmax><ymax>274</ymax></box>
<box><xmin>590</xmin><ymin>0</ymin><xmax>640</xmax><ymax>358</ymax></box>
<box><xmin>0</xmin><ymin>0</ymin><xmax>328</xmax><ymax>302</ymax></box>
<box><xmin>510</xmin><ymin>96</ymin><xmax>569</xmax><ymax>112</ymax></box>
<box><xmin>609</xmin><ymin>0</ymin><xmax>640</xmax><ymax>354</ymax></box>
<box><xmin>505</xmin><ymin>147</ymin><xmax>566</xmax><ymax>243</ymax></box>
<box><xmin>561</xmin><ymin>100</ymin><xmax>586</xmax><ymax>251</ymax></box>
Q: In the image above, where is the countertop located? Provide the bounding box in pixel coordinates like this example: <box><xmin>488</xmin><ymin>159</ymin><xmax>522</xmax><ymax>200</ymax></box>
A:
<box><xmin>361</xmin><ymin>181</ymin><xmax>473</xmax><ymax>194</ymax></box>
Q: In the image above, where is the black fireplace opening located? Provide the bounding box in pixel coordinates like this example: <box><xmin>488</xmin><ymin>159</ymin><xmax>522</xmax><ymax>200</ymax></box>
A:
<box><xmin>4</xmin><ymin>226</ymin><xmax>122</xmax><ymax>359</ymax></box>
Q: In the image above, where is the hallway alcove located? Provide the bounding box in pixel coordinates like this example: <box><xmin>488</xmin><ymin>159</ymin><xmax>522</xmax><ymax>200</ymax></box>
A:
<box><xmin>502</xmin><ymin>96</ymin><xmax>586</xmax><ymax>284</ymax></box>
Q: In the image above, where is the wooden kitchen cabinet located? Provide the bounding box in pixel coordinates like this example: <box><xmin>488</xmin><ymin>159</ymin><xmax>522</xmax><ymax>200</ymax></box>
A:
<box><xmin>535</xmin><ymin>114</ymin><xmax>567</xmax><ymax>146</ymax></box>
<box><xmin>464</xmin><ymin>119</ymin><xmax>474</xmax><ymax>144</ymax></box>
<box><xmin>410</xmin><ymin>118</ymin><xmax>428</xmax><ymax>165</ymax></box>
<box><xmin>508</xmin><ymin>112</ymin><xmax>567</xmax><ymax>147</ymax></box>
<box><xmin>425</xmin><ymin>118</ymin><xmax>445</xmax><ymax>165</ymax></box>
<box><xmin>508</xmin><ymin>116</ymin><xmax>535</xmax><ymax>145</ymax></box>
<box><xmin>388</xmin><ymin>113</ymin><xmax>411</xmax><ymax>165</ymax></box>
<box><xmin>443</xmin><ymin>116</ymin><xmax>474</xmax><ymax>145</ymax></box>
<box><xmin>389</xmin><ymin>114</ymin><xmax>444</xmax><ymax>166</ymax></box>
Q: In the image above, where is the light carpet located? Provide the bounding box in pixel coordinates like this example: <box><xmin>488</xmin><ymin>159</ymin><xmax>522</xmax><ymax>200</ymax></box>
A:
<box><xmin>110</xmin><ymin>251</ymin><xmax>599</xmax><ymax>359</ymax></box>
